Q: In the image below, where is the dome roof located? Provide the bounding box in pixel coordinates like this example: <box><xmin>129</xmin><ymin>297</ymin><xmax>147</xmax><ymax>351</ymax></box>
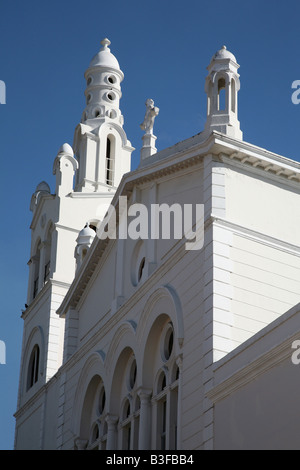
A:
<box><xmin>58</xmin><ymin>143</ymin><xmax>74</xmax><ymax>156</ymax></box>
<box><xmin>77</xmin><ymin>224</ymin><xmax>96</xmax><ymax>244</ymax></box>
<box><xmin>211</xmin><ymin>45</ymin><xmax>237</xmax><ymax>63</ymax></box>
<box><xmin>35</xmin><ymin>181</ymin><xmax>50</xmax><ymax>193</ymax></box>
<box><xmin>89</xmin><ymin>38</ymin><xmax>120</xmax><ymax>69</ymax></box>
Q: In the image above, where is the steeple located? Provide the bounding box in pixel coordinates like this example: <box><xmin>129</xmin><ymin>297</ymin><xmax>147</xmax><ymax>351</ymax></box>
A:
<box><xmin>73</xmin><ymin>39</ymin><xmax>134</xmax><ymax>193</ymax></box>
<box><xmin>204</xmin><ymin>46</ymin><xmax>243</xmax><ymax>140</ymax></box>
<box><xmin>81</xmin><ymin>38</ymin><xmax>124</xmax><ymax>124</ymax></box>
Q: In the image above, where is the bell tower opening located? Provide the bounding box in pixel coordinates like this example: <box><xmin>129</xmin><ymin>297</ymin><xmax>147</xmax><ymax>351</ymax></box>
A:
<box><xmin>217</xmin><ymin>78</ymin><xmax>226</xmax><ymax>111</ymax></box>
<box><xmin>105</xmin><ymin>136</ymin><xmax>115</xmax><ymax>186</ymax></box>
<box><xmin>231</xmin><ymin>78</ymin><xmax>236</xmax><ymax>113</ymax></box>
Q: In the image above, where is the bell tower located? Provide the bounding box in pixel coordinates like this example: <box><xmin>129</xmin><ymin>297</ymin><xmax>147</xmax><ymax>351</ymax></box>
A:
<box><xmin>204</xmin><ymin>45</ymin><xmax>243</xmax><ymax>140</ymax></box>
<box><xmin>73</xmin><ymin>38</ymin><xmax>134</xmax><ymax>192</ymax></box>
<box><xmin>16</xmin><ymin>40</ymin><xmax>134</xmax><ymax>425</ymax></box>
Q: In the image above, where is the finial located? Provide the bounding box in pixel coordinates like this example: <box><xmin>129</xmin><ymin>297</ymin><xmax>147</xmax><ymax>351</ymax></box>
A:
<box><xmin>222</xmin><ymin>45</ymin><xmax>227</xmax><ymax>50</ymax></box>
<box><xmin>101</xmin><ymin>38</ymin><xmax>111</xmax><ymax>50</ymax></box>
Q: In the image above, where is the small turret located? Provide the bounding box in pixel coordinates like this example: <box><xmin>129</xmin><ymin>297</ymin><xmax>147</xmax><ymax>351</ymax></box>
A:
<box><xmin>73</xmin><ymin>39</ymin><xmax>134</xmax><ymax>193</ymax></box>
<box><xmin>75</xmin><ymin>223</ymin><xmax>96</xmax><ymax>272</ymax></box>
<box><xmin>53</xmin><ymin>143</ymin><xmax>78</xmax><ymax>197</ymax></box>
<box><xmin>81</xmin><ymin>38</ymin><xmax>124</xmax><ymax>124</ymax></box>
<box><xmin>204</xmin><ymin>45</ymin><xmax>242</xmax><ymax>140</ymax></box>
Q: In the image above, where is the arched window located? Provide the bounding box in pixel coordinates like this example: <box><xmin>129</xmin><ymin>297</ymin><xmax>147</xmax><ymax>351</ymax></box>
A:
<box><xmin>44</xmin><ymin>226</ymin><xmax>52</xmax><ymax>283</ymax></box>
<box><xmin>218</xmin><ymin>77</ymin><xmax>226</xmax><ymax>111</ymax></box>
<box><xmin>231</xmin><ymin>78</ymin><xmax>236</xmax><ymax>113</ymax></box>
<box><xmin>79</xmin><ymin>377</ymin><xmax>107</xmax><ymax>450</ymax></box>
<box><xmin>32</xmin><ymin>242</ymin><xmax>41</xmax><ymax>300</ymax></box>
<box><xmin>105</xmin><ymin>136</ymin><xmax>115</xmax><ymax>186</ymax></box>
<box><xmin>27</xmin><ymin>344</ymin><xmax>40</xmax><ymax>390</ymax></box>
<box><xmin>152</xmin><ymin>322</ymin><xmax>179</xmax><ymax>450</ymax></box>
<box><xmin>118</xmin><ymin>354</ymin><xmax>140</xmax><ymax>450</ymax></box>
<box><xmin>88</xmin><ymin>382</ymin><xmax>107</xmax><ymax>450</ymax></box>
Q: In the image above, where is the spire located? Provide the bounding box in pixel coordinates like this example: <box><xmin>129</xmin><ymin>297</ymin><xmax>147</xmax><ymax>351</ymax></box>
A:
<box><xmin>81</xmin><ymin>38</ymin><xmax>124</xmax><ymax>124</ymax></box>
<box><xmin>72</xmin><ymin>40</ymin><xmax>134</xmax><ymax>193</ymax></box>
<box><xmin>204</xmin><ymin>45</ymin><xmax>243</xmax><ymax>140</ymax></box>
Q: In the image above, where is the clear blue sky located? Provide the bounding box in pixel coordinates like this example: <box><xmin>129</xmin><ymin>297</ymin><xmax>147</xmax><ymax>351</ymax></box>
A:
<box><xmin>1</xmin><ymin>0</ymin><xmax>300</xmax><ymax>450</ymax></box>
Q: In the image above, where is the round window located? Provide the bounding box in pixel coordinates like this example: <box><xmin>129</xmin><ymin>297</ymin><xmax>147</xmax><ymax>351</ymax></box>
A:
<box><xmin>107</xmin><ymin>91</ymin><xmax>116</xmax><ymax>101</ymax></box>
<box><xmin>130</xmin><ymin>241</ymin><xmax>146</xmax><ymax>287</ymax></box>
<box><xmin>107</xmin><ymin>75</ymin><xmax>116</xmax><ymax>84</ymax></box>
<box><xmin>138</xmin><ymin>257</ymin><xmax>145</xmax><ymax>282</ymax></box>
<box><xmin>98</xmin><ymin>387</ymin><xmax>106</xmax><ymax>415</ymax></box>
<box><xmin>161</xmin><ymin>323</ymin><xmax>174</xmax><ymax>362</ymax></box>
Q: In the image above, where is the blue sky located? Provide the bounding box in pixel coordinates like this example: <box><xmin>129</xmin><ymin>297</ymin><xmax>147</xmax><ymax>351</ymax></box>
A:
<box><xmin>1</xmin><ymin>0</ymin><xmax>300</xmax><ymax>450</ymax></box>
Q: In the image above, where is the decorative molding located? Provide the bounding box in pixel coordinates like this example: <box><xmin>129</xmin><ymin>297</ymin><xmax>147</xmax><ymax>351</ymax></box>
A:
<box><xmin>212</xmin><ymin>216</ymin><xmax>300</xmax><ymax>257</ymax></box>
<box><xmin>207</xmin><ymin>331</ymin><xmax>300</xmax><ymax>404</ymax></box>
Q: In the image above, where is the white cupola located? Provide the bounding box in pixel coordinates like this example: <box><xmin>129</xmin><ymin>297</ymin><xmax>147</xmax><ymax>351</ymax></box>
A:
<box><xmin>75</xmin><ymin>223</ymin><xmax>96</xmax><ymax>272</ymax></box>
<box><xmin>73</xmin><ymin>38</ymin><xmax>134</xmax><ymax>193</ymax></box>
<box><xmin>81</xmin><ymin>38</ymin><xmax>124</xmax><ymax>124</ymax></box>
<box><xmin>204</xmin><ymin>46</ymin><xmax>243</xmax><ymax>140</ymax></box>
<box><xmin>30</xmin><ymin>181</ymin><xmax>51</xmax><ymax>212</ymax></box>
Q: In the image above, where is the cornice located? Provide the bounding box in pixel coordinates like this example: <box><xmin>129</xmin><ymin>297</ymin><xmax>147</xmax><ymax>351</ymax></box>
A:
<box><xmin>212</xmin><ymin>216</ymin><xmax>300</xmax><ymax>257</ymax></box>
<box><xmin>22</xmin><ymin>279</ymin><xmax>71</xmax><ymax>320</ymax></box>
<box><xmin>207</xmin><ymin>331</ymin><xmax>300</xmax><ymax>405</ymax></box>
<box><xmin>214</xmin><ymin>133</ymin><xmax>300</xmax><ymax>183</ymax></box>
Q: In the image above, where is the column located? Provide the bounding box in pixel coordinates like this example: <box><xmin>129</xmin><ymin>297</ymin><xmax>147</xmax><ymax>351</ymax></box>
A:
<box><xmin>106</xmin><ymin>414</ymin><xmax>118</xmax><ymax>450</ymax></box>
<box><xmin>74</xmin><ymin>437</ymin><xmax>88</xmax><ymax>450</ymax></box>
<box><xmin>138</xmin><ymin>388</ymin><xmax>152</xmax><ymax>449</ymax></box>
<box><xmin>176</xmin><ymin>355</ymin><xmax>183</xmax><ymax>450</ymax></box>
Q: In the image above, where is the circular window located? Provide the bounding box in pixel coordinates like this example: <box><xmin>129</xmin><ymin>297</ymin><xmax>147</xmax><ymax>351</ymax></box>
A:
<box><xmin>107</xmin><ymin>109</ymin><xmax>117</xmax><ymax>119</ymax></box>
<box><xmin>138</xmin><ymin>257</ymin><xmax>145</xmax><ymax>282</ymax></box>
<box><xmin>87</xmin><ymin>76</ymin><xmax>92</xmax><ymax>86</ymax></box>
<box><xmin>107</xmin><ymin>91</ymin><xmax>116</xmax><ymax>101</ymax></box>
<box><xmin>128</xmin><ymin>359</ymin><xmax>137</xmax><ymax>390</ymax></box>
<box><xmin>107</xmin><ymin>75</ymin><xmax>116</xmax><ymax>84</ymax></box>
<box><xmin>87</xmin><ymin>94</ymin><xmax>92</xmax><ymax>104</ymax></box>
<box><xmin>161</xmin><ymin>323</ymin><xmax>174</xmax><ymax>362</ymax></box>
<box><xmin>130</xmin><ymin>241</ymin><xmax>146</xmax><ymax>287</ymax></box>
<box><xmin>98</xmin><ymin>387</ymin><xmax>106</xmax><ymax>415</ymax></box>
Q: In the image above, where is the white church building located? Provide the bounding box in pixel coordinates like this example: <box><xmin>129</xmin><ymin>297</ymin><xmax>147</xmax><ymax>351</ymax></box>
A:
<box><xmin>14</xmin><ymin>39</ymin><xmax>300</xmax><ymax>450</ymax></box>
